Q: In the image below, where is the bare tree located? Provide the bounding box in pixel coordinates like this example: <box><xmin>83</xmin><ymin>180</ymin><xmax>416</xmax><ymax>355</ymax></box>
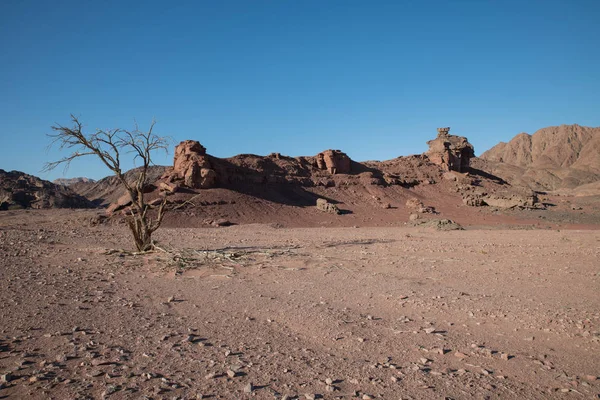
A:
<box><xmin>45</xmin><ymin>115</ymin><xmax>171</xmax><ymax>252</ymax></box>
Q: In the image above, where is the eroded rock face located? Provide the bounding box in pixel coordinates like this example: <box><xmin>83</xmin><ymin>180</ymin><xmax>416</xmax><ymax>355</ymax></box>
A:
<box><xmin>426</xmin><ymin>128</ymin><xmax>475</xmax><ymax>173</ymax></box>
<box><xmin>163</xmin><ymin>140</ymin><xmax>217</xmax><ymax>189</ymax></box>
<box><xmin>315</xmin><ymin>150</ymin><xmax>351</xmax><ymax>174</ymax></box>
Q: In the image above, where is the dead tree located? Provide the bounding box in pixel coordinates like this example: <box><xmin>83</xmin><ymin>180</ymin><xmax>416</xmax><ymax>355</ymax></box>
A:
<box><xmin>45</xmin><ymin>115</ymin><xmax>171</xmax><ymax>251</ymax></box>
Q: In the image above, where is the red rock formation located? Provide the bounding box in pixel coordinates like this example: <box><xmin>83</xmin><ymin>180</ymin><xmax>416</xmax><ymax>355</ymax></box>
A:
<box><xmin>315</xmin><ymin>150</ymin><xmax>351</xmax><ymax>174</ymax></box>
<box><xmin>426</xmin><ymin>128</ymin><xmax>474</xmax><ymax>173</ymax></box>
<box><xmin>163</xmin><ymin>140</ymin><xmax>217</xmax><ymax>189</ymax></box>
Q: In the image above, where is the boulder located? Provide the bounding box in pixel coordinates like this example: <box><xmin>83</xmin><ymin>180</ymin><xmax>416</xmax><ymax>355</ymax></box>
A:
<box><xmin>405</xmin><ymin>198</ymin><xmax>435</xmax><ymax>213</ymax></box>
<box><xmin>316</xmin><ymin>198</ymin><xmax>341</xmax><ymax>214</ymax></box>
<box><xmin>159</xmin><ymin>182</ymin><xmax>178</xmax><ymax>194</ymax></box>
<box><xmin>315</xmin><ymin>150</ymin><xmax>351</xmax><ymax>174</ymax></box>
<box><xmin>462</xmin><ymin>188</ymin><xmax>541</xmax><ymax>209</ymax></box>
<box><xmin>426</xmin><ymin>128</ymin><xmax>475</xmax><ymax>173</ymax></box>
<box><xmin>106</xmin><ymin>193</ymin><xmax>132</xmax><ymax>214</ymax></box>
<box><xmin>410</xmin><ymin>218</ymin><xmax>464</xmax><ymax>231</ymax></box>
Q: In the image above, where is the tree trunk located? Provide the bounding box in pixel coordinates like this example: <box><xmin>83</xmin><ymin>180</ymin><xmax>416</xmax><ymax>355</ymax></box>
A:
<box><xmin>127</xmin><ymin>215</ymin><xmax>153</xmax><ymax>252</ymax></box>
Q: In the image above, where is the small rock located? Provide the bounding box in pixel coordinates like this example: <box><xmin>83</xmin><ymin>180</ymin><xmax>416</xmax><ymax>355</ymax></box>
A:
<box><xmin>1</xmin><ymin>373</ymin><xmax>13</xmax><ymax>383</ymax></box>
<box><xmin>325</xmin><ymin>378</ymin><xmax>333</xmax><ymax>385</ymax></box>
<box><xmin>424</xmin><ymin>327</ymin><xmax>436</xmax><ymax>334</ymax></box>
<box><xmin>326</xmin><ymin>385</ymin><xmax>335</xmax><ymax>392</ymax></box>
<box><xmin>204</xmin><ymin>372</ymin><xmax>216</xmax><ymax>380</ymax></box>
<box><xmin>226</xmin><ymin>370</ymin><xmax>236</xmax><ymax>378</ymax></box>
<box><xmin>103</xmin><ymin>385</ymin><xmax>118</xmax><ymax>396</ymax></box>
<box><xmin>167</xmin><ymin>296</ymin><xmax>175</xmax><ymax>303</ymax></box>
<box><xmin>454</xmin><ymin>351</ymin><xmax>468</xmax><ymax>359</ymax></box>
<box><xmin>243</xmin><ymin>383</ymin><xmax>253</xmax><ymax>393</ymax></box>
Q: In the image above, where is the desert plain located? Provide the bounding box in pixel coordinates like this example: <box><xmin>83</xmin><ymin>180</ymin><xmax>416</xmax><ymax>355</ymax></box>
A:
<box><xmin>0</xmin><ymin>206</ymin><xmax>599</xmax><ymax>400</ymax></box>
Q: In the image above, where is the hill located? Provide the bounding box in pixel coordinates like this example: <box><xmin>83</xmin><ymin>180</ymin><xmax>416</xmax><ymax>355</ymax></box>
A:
<box><xmin>76</xmin><ymin>130</ymin><xmax>550</xmax><ymax>228</ymax></box>
<box><xmin>0</xmin><ymin>169</ymin><xmax>93</xmax><ymax>210</ymax></box>
<box><xmin>479</xmin><ymin>124</ymin><xmax>600</xmax><ymax>191</ymax></box>
<box><xmin>53</xmin><ymin>177</ymin><xmax>96</xmax><ymax>186</ymax></box>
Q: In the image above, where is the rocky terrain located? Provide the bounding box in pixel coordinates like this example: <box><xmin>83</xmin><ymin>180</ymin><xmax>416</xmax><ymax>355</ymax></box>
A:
<box><xmin>0</xmin><ymin>170</ymin><xmax>93</xmax><ymax>210</ymax></box>
<box><xmin>479</xmin><ymin>124</ymin><xmax>600</xmax><ymax>191</ymax></box>
<box><xmin>81</xmin><ymin>128</ymin><xmax>558</xmax><ymax>229</ymax></box>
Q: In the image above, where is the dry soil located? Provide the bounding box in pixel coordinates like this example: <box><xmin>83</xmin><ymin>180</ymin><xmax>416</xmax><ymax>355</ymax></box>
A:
<box><xmin>0</xmin><ymin>209</ymin><xmax>599</xmax><ymax>399</ymax></box>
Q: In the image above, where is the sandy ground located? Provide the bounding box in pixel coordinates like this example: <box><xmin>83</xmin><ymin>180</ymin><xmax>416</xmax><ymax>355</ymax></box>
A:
<box><xmin>0</xmin><ymin>210</ymin><xmax>599</xmax><ymax>399</ymax></box>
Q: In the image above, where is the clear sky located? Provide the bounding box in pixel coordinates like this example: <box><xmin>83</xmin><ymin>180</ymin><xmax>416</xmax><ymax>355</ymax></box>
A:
<box><xmin>1</xmin><ymin>0</ymin><xmax>599</xmax><ymax>181</ymax></box>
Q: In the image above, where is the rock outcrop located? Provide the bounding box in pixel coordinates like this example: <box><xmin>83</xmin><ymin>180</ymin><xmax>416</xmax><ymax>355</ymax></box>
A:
<box><xmin>162</xmin><ymin>140</ymin><xmax>217</xmax><ymax>189</ymax></box>
<box><xmin>315</xmin><ymin>150</ymin><xmax>351</xmax><ymax>174</ymax></box>
<box><xmin>461</xmin><ymin>187</ymin><xmax>541</xmax><ymax>209</ymax></box>
<box><xmin>426</xmin><ymin>128</ymin><xmax>475</xmax><ymax>173</ymax></box>
<box><xmin>0</xmin><ymin>170</ymin><xmax>93</xmax><ymax>210</ymax></box>
<box><xmin>63</xmin><ymin>126</ymin><xmax>562</xmax><ymax>223</ymax></box>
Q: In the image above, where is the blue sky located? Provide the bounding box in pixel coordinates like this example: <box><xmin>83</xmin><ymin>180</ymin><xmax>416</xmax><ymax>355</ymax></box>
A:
<box><xmin>1</xmin><ymin>0</ymin><xmax>599</xmax><ymax>181</ymax></box>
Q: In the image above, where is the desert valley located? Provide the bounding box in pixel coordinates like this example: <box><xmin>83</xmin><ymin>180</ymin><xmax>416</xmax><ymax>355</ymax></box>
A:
<box><xmin>1</xmin><ymin>125</ymin><xmax>599</xmax><ymax>399</ymax></box>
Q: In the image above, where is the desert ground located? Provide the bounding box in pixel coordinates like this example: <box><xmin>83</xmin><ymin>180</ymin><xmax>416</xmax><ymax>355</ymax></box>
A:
<box><xmin>1</xmin><ymin>209</ymin><xmax>598</xmax><ymax>399</ymax></box>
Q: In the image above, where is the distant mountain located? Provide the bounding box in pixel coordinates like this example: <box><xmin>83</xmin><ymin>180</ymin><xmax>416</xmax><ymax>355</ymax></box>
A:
<box><xmin>0</xmin><ymin>170</ymin><xmax>93</xmax><ymax>210</ymax></box>
<box><xmin>478</xmin><ymin>124</ymin><xmax>600</xmax><ymax>191</ymax></box>
<box><xmin>70</xmin><ymin>166</ymin><xmax>169</xmax><ymax>206</ymax></box>
<box><xmin>53</xmin><ymin>177</ymin><xmax>96</xmax><ymax>186</ymax></box>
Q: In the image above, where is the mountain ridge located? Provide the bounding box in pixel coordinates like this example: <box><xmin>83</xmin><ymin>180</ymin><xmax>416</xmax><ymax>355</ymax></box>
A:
<box><xmin>479</xmin><ymin>124</ymin><xmax>600</xmax><ymax>190</ymax></box>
